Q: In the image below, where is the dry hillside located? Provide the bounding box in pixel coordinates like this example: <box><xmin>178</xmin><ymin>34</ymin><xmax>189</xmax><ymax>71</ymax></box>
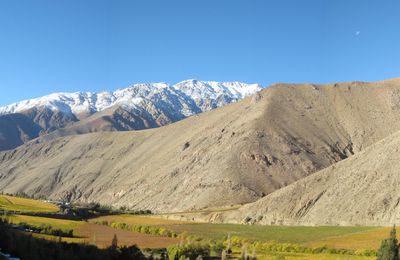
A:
<box><xmin>1</xmin><ymin>78</ymin><xmax>400</xmax><ymax>214</ymax></box>
<box><xmin>219</xmin><ymin>128</ymin><xmax>400</xmax><ymax>226</ymax></box>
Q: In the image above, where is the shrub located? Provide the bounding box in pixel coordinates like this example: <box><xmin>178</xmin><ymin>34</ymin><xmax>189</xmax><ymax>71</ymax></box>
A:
<box><xmin>210</xmin><ymin>241</ymin><xmax>225</xmax><ymax>256</ymax></box>
<box><xmin>167</xmin><ymin>243</ymin><xmax>210</xmax><ymax>260</ymax></box>
<box><xmin>377</xmin><ymin>225</ymin><xmax>399</xmax><ymax>260</ymax></box>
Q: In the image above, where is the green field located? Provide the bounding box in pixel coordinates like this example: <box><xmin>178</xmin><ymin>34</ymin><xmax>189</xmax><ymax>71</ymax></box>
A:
<box><xmin>248</xmin><ymin>252</ymin><xmax>373</xmax><ymax>259</ymax></box>
<box><xmin>92</xmin><ymin>215</ymin><xmax>380</xmax><ymax>247</ymax></box>
<box><xmin>8</xmin><ymin>214</ymin><xmax>83</xmax><ymax>230</ymax></box>
<box><xmin>0</xmin><ymin>195</ymin><xmax>59</xmax><ymax>213</ymax></box>
<box><xmin>164</xmin><ymin>223</ymin><xmax>377</xmax><ymax>244</ymax></box>
<box><xmin>0</xmin><ymin>196</ymin><xmax>389</xmax><ymax>259</ymax></box>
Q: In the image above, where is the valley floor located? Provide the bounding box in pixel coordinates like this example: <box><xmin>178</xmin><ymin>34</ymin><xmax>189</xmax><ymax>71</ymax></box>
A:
<box><xmin>0</xmin><ymin>195</ymin><xmax>387</xmax><ymax>259</ymax></box>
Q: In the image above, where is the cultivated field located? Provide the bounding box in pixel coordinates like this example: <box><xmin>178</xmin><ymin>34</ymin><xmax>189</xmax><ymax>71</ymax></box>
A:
<box><xmin>7</xmin><ymin>214</ymin><xmax>180</xmax><ymax>249</ymax></box>
<box><xmin>75</xmin><ymin>223</ymin><xmax>180</xmax><ymax>248</ymax></box>
<box><xmin>8</xmin><ymin>215</ymin><xmax>83</xmax><ymax>230</ymax></box>
<box><xmin>250</xmin><ymin>253</ymin><xmax>373</xmax><ymax>259</ymax></box>
<box><xmin>306</xmin><ymin>227</ymin><xmax>394</xmax><ymax>250</ymax></box>
<box><xmin>0</xmin><ymin>195</ymin><xmax>59</xmax><ymax>213</ymax></box>
<box><xmin>90</xmin><ymin>214</ymin><xmax>384</xmax><ymax>259</ymax></box>
<box><xmin>0</xmin><ymin>197</ymin><xmax>390</xmax><ymax>259</ymax></box>
<box><xmin>91</xmin><ymin>215</ymin><xmax>379</xmax><ymax>246</ymax></box>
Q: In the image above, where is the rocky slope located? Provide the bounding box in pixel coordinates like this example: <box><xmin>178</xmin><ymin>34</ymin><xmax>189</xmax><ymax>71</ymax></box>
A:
<box><xmin>220</xmin><ymin>128</ymin><xmax>400</xmax><ymax>226</ymax></box>
<box><xmin>0</xmin><ymin>107</ymin><xmax>78</xmax><ymax>151</ymax></box>
<box><xmin>0</xmin><ymin>80</ymin><xmax>261</xmax><ymax>150</ymax></box>
<box><xmin>1</xmin><ymin>78</ymin><xmax>400</xmax><ymax>217</ymax></box>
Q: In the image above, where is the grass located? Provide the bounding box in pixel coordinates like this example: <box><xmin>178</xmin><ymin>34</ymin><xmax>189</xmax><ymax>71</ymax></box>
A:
<box><xmin>5</xmin><ymin>213</ymin><xmax>388</xmax><ymax>255</ymax></box>
<box><xmin>28</xmin><ymin>232</ymin><xmax>85</xmax><ymax>244</ymax></box>
<box><xmin>7</xmin><ymin>214</ymin><xmax>180</xmax><ymax>249</ymax></box>
<box><xmin>91</xmin><ymin>214</ymin><xmax>187</xmax><ymax>226</ymax></box>
<box><xmin>10</xmin><ymin>213</ymin><xmax>388</xmax><ymax>254</ymax></box>
<box><xmin>8</xmin><ymin>215</ymin><xmax>83</xmax><ymax>230</ymax></box>
<box><xmin>0</xmin><ymin>195</ymin><xmax>387</xmax><ymax>255</ymax></box>
<box><xmin>0</xmin><ymin>194</ymin><xmax>387</xmax><ymax>258</ymax></box>
<box><xmin>75</xmin><ymin>223</ymin><xmax>180</xmax><ymax>249</ymax></box>
<box><xmin>306</xmin><ymin>227</ymin><xmax>395</xmax><ymax>250</ymax></box>
<box><xmin>251</xmin><ymin>252</ymin><xmax>374</xmax><ymax>259</ymax></box>
<box><xmin>163</xmin><ymin>223</ymin><xmax>378</xmax><ymax>243</ymax></box>
<box><xmin>92</xmin><ymin>214</ymin><xmax>378</xmax><ymax>244</ymax></box>
<box><xmin>0</xmin><ymin>195</ymin><xmax>59</xmax><ymax>213</ymax></box>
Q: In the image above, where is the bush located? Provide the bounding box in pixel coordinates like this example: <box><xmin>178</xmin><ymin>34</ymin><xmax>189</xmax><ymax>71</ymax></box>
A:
<box><xmin>16</xmin><ymin>222</ymin><xmax>74</xmax><ymax>237</ymax></box>
<box><xmin>167</xmin><ymin>243</ymin><xmax>210</xmax><ymax>260</ymax></box>
<box><xmin>210</xmin><ymin>241</ymin><xmax>225</xmax><ymax>256</ymax></box>
<box><xmin>377</xmin><ymin>225</ymin><xmax>399</xmax><ymax>260</ymax></box>
<box><xmin>105</xmin><ymin>221</ymin><xmax>178</xmax><ymax>238</ymax></box>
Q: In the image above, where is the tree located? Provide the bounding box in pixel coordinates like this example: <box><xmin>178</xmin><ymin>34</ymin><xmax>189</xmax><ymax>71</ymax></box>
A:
<box><xmin>377</xmin><ymin>225</ymin><xmax>399</xmax><ymax>260</ymax></box>
<box><xmin>92</xmin><ymin>233</ymin><xmax>97</xmax><ymax>245</ymax></box>
<box><xmin>227</xmin><ymin>233</ymin><xmax>232</xmax><ymax>254</ymax></box>
<box><xmin>111</xmin><ymin>234</ymin><xmax>118</xmax><ymax>249</ymax></box>
<box><xmin>241</xmin><ymin>244</ymin><xmax>248</xmax><ymax>260</ymax></box>
<box><xmin>221</xmin><ymin>250</ymin><xmax>227</xmax><ymax>260</ymax></box>
<box><xmin>251</xmin><ymin>247</ymin><xmax>257</xmax><ymax>260</ymax></box>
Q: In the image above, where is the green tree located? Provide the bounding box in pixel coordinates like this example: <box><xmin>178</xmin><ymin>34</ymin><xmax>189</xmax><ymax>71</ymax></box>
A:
<box><xmin>377</xmin><ymin>225</ymin><xmax>399</xmax><ymax>260</ymax></box>
<box><xmin>241</xmin><ymin>244</ymin><xmax>248</xmax><ymax>260</ymax></box>
<box><xmin>111</xmin><ymin>234</ymin><xmax>118</xmax><ymax>249</ymax></box>
<box><xmin>227</xmin><ymin>233</ymin><xmax>232</xmax><ymax>254</ymax></box>
<box><xmin>221</xmin><ymin>250</ymin><xmax>227</xmax><ymax>260</ymax></box>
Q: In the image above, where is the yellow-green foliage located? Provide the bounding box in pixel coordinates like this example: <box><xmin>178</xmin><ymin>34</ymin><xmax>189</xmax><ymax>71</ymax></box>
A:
<box><xmin>251</xmin><ymin>252</ymin><xmax>374</xmax><ymax>260</ymax></box>
<box><xmin>167</xmin><ymin>243</ymin><xmax>210</xmax><ymax>260</ymax></box>
<box><xmin>98</xmin><ymin>221</ymin><xmax>178</xmax><ymax>238</ymax></box>
<box><xmin>92</xmin><ymin>215</ymin><xmax>384</xmax><ymax>254</ymax></box>
<box><xmin>230</xmin><ymin>239</ymin><xmax>377</xmax><ymax>257</ymax></box>
<box><xmin>162</xmin><ymin>223</ymin><xmax>377</xmax><ymax>244</ymax></box>
<box><xmin>0</xmin><ymin>195</ymin><xmax>59</xmax><ymax>213</ymax></box>
<box><xmin>91</xmin><ymin>214</ymin><xmax>185</xmax><ymax>226</ymax></box>
<box><xmin>30</xmin><ymin>233</ymin><xmax>85</xmax><ymax>244</ymax></box>
<box><xmin>8</xmin><ymin>215</ymin><xmax>83</xmax><ymax>230</ymax></box>
<box><xmin>306</xmin><ymin>227</ymin><xmax>400</xmax><ymax>251</ymax></box>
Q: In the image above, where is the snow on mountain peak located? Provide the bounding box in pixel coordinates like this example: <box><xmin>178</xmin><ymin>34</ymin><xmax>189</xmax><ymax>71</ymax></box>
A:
<box><xmin>0</xmin><ymin>80</ymin><xmax>262</xmax><ymax>117</ymax></box>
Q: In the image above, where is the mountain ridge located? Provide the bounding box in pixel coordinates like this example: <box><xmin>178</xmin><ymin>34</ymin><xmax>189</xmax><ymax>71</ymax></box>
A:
<box><xmin>0</xmin><ymin>80</ymin><xmax>261</xmax><ymax>150</ymax></box>
<box><xmin>0</xmin><ymin>80</ymin><xmax>262</xmax><ymax>117</ymax></box>
<box><xmin>2</xmin><ymin>78</ymin><xmax>400</xmax><ymax>222</ymax></box>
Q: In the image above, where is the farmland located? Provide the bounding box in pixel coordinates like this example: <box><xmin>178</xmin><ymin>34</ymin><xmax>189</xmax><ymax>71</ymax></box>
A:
<box><xmin>0</xmin><ymin>195</ymin><xmax>391</xmax><ymax>259</ymax></box>
<box><xmin>305</xmin><ymin>227</ymin><xmax>394</xmax><ymax>251</ymax></box>
<box><xmin>8</xmin><ymin>214</ymin><xmax>82</xmax><ymax>230</ymax></box>
<box><xmin>0</xmin><ymin>195</ymin><xmax>59</xmax><ymax>213</ymax></box>
<box><xmin>75</xmin><ymin>223</ymin><xmax>180</xmax><ymax>248</ymax></box>
<box><xmin>91</xmin><ymin>214</ymin><xmax>380</xmax><ymax>247</ymax></box>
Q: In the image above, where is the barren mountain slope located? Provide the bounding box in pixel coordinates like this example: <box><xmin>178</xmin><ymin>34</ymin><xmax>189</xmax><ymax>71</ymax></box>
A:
<box><xmin>1</xmin><ymin>79</ymin><xmax>400</xmax><ymax>212</ymax></box>
<box><xmin>35</xmin><ymin>104</ymin><xmax>179</xmax><ymax>144</ymax></box>
<box><xmin>0</xmin><ymin>107</ymin><xmax>78</xmax><ymax>151</ymax></box>
<box><xmin>219</xmin><ymin>128</ymin><xmax>400</xmax><ymax>226</ymax></box>
<box><xmin>0</xmin><ymin>80</ymin><xmax>261</xmax><ymax>151</ymax></box>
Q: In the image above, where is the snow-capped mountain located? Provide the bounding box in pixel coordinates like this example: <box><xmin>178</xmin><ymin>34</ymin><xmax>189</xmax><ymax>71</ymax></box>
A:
<box><xmin>0</xmin><ymin>80</ymin><xmax>261</xmax><ymax>117</ymax></box>
<box><xmin>0</xmin><ymin>80</ymin><xmax>262</xmax><ymax>151</ymax></box>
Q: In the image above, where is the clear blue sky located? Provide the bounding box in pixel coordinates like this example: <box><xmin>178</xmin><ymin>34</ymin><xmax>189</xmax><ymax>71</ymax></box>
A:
<box><xmin>1</xmin><ymin>0</ymin><xmax>400</xmax><ymax>106</ymax></box>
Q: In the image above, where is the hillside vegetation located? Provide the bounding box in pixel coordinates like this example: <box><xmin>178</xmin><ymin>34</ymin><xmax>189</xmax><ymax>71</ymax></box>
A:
<box><xmin>0</xmin><ymin>195</ymin><xmax>59</xmax><ymax>213</ymax></box>
<box><xmin>0</xmin><ymin>195</ymin><xmax>387</xmax><ymax>259</ymax></box>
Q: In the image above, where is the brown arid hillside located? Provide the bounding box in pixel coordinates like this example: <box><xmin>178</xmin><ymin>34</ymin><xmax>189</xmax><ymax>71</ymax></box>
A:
<box><xmin>2</xmin><ymin>78</ymin><xmax>400</xmax><ymax>216</ymax></box>
<box><xmin>218</xmin><ymin>128</ymin><xmax>400</xmax><ymax>226</ymax></box>
<box><xmin>0</xmin><ymin>107</ymin><xmax>78</xmax><ymax>151</ymax></box>
<box><xmin>35</xmin><ymin>104</ymin><xmax>177</xmax><ymax>144</ymax></box>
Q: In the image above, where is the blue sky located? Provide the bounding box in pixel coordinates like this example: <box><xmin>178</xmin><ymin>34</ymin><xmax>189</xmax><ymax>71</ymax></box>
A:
<box><xmin>1</xmin><ymin>0</ymin><xmax>400</xmax><ymax>106</ymax></box>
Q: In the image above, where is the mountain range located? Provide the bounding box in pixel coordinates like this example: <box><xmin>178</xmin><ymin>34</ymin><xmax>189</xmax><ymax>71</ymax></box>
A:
<box><xmin>0</xmin><ymin>80</ymin><xmax>261</xmax><ymax>151</ymax></box>
<box><xmin>1</xmin><ymin>78</ymin><xmax>400</xmax><ymax>225</ymax></box>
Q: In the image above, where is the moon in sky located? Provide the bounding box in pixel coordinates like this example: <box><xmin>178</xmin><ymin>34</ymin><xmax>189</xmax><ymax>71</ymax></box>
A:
<box><xmin>355</xmin><ymin>31</ymin><xmax>360</xmax><ymax>36</ymax></box>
